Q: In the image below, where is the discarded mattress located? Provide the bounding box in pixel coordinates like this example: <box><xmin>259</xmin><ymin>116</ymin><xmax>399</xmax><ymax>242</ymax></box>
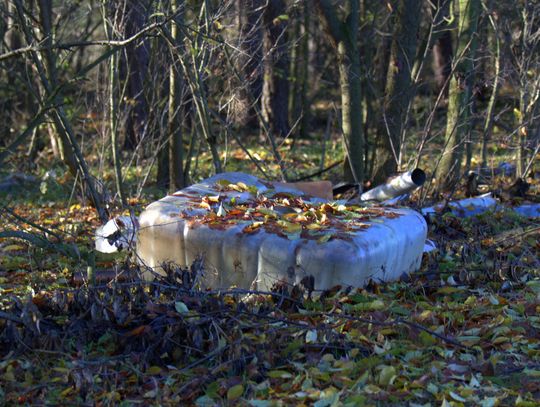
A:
<box><xmin>137</xmin><ymin>172</ymin><xmax>428</xmax><ymax>290</ymax></box>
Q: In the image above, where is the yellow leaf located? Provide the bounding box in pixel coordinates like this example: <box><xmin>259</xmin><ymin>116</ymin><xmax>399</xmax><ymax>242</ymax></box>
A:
<box><xmin>215</xmin><ymin>179</ymin><xmax>232</xmax><ymax>187</ymax></box>
<box><xmin>277</xmin><ymin>220</ymin><xmax>302</xmax><ymax>234</ymax></box>
<box><xmin>419</xmin><ymin>331</ymin><xmax>437</xmax><ymax>346</ymax></box>
<box><xmin>227</xmin><ymin>384</ymin><xmax>244</xmax><ymax>401</ymax></box>
<box><xmin>258</xmin><ymin>208</ymin><xmax>278</xmax><ymax>218</ymax></box>
<box><xmin>317</xmin><ymin>234</ymin><xmax>333</xmax><ymax>244</ymax></box>
<box><xmin>418</xmin><ymin>310</ymin><xmax>433</xmax><ymax>321</ymax></box>
<box><xmin>492</xmin><ymin>336</ymin><xmax>509</xmax><ymax>344</ymax></box>
<box><xmin>146</xmin><ymin>366</ymin><xmax>162</xmax><ymax>375</ymax></box>
<box><xmin>267</xmin><ymin>370</ymin><xmax>293</xmax><ymax>378</ymax></box>
<box><xmin>352</xmin><ymin>300</ymin><xmax>385</xmax><ymax>311</ymax></box>
<box><xmin>2</xmin><ymin>366</ymin><xmax>15</xmax><ymax>382</ymax></box>
<box><xmin>306</xmin><ymin>223</ymin><xmax>322</xmax><ymax>230</ymax></box>
<box><xmin>3</xmin><ymin>244</ymin><xmax>25</xmax><ymax>251</ymax></box>
<box><xmin>378</xmin><ymin>365</ymin><xmax>396</xmax><ymax>386</ymax></box>
<box><xmin>236</xmin><ymin>182</ymin><xmax>248</xmax><ymax>190</ymax></box>
<box><xmin>69</xmin><ymin>203</ymin><xmax>81</xmax><ymax>212</ymax></box>
<box><xmin>60</xmin><ymin>387</ymin><xmax>73</xmax><ymax>398</ymax></box>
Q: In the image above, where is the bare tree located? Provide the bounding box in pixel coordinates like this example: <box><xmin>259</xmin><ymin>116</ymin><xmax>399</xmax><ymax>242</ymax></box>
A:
<box><xmin>432</xmin><ymin>0</ymin><xmax>454</xmax><ymax>95</ymax></box>
<box><xmin>316</xmin><ymin>0</ymin><xmax>364</xmax><ymax>184</ymax></box>
<box><xmin>435</xmin><ymin>0</ymin><xmax>481</xmax><ymax>190</ymax></box>
<box><xmin>13</xmin><ymin>0</ymin><xmax>108</xmax><ymax>221</ymax></box>
<box><xmin>231</xmin><ymin>0</ymin><xmax>263</xmax><ymax>129</ymax></box>
<box><xmin>371</xmin><ymin>0</ymin><xmax>422</xmax><ymax>185</ymax></box>
<box><xmin>514</xmin><ymin>2</ymin><xmax>540</xmax><ymax>177</ymax></box>
<box><xmin>168</xmin><ymin>0</ymin><xmax>186</xmax><ymax>191</ymax></box>
<box><xmin>103</xmin><ymin>0</ymin><xmax>150</xmax><ymax>150</ymax></box>
<box><xmin>262</xmin><ymin>0</ymin><xmax>290</xmax><ymax>138</ymax></box>
<box><xmin>288</xmin><ymin>1</ymin><xmax>310</xmax><ymax>139</ymax></box>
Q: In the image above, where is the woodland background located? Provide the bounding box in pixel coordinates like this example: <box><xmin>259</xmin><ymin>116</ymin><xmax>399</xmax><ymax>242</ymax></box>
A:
<box><xmin>0</xmin><ymin>0</ymin><xmax>539</xmax><ymax>405</ymax></box>
<box><xmin>1</xmin><ymin>0</ymin><xmax>538</xmax><ymax>204</ymax></box>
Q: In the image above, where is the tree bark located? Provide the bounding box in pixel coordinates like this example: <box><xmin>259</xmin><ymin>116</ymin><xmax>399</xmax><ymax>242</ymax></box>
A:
<box><xmin>103</xmin><ymin>3</ymin><xmax>127</xmax><ymax>205</ymax></box>
<box><xmin>232</xmin><ymin>0</ymin><xmax>263</xmax><ymax>128</ymax></box>
<box><xmin>315</xmin><ymin>0</ymin><xmax>364</xmax><ymax>184</ymax></box>
<box><xmin>262</xmin><ymin>0</ymin><xmax>290</xmax><ymax>138</ymax></box>
<box><xmin>16</xmin><ymin>0</ymin><xmax>108</xmax><ymax>222</ymax></box>
<box><xmin>37</xmin><ymin>0</ymin><xmax>78</xmax><ymax>173</ymax></box>
<box><xmin>432</xmin><ymin>0</ymin><xmax>454</xmax><ymax>95</ymax></box>
<box><xmin>371</xmin><ymin>0</ymin><xmax>422</xmax><ymax>185</ymax></box>
<box><xmin>481</xmin><ymin>7</ymin><xmax>500</xmax><ymax>170</ymax></box>
<box><xmin>435</xmin><ymin>0</ymin><xmax>481</xmax><ymax>190</ymax></box>
<box><xmin>289</xmin><ymin>1</ymin><xmax>310</xmax><ymax>138</ymax></box>
<box><xmin>106</xmin><ymin>0</ymin><xmax>150</xmax><ymax>150</ymax></box>
<box><xmin>168</xmin><ymin>0</ymin><xmax>185</xmax><ymax>191</ymax></box>
<box><xmin>516</xmin><ymin>2</ymin><xmax>540</xmax><ymax>177</ymax></box>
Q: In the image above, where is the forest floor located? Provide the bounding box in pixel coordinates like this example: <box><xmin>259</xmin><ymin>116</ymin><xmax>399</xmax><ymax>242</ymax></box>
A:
<box><xmin>0</xmin><ymin>141</ymin><xmax>539</xmax><ymax>406</ymax></box>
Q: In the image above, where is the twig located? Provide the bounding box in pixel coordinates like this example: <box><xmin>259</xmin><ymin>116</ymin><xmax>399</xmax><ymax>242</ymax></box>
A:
<box><xmin>291</xmin><ymin>159</ymin><xmax>344</xmax><ymax>182</ymax></box>
<box><xmin>0</xmin><ymin>15</ymin><xmax>178</xmax><ymax>62</ymax></box>
<box><xmin>396</xmin><ymin>318</ymin><xmax>470</xmax><ymax>350</ymax></box>
<box><xmin>325</xmin><ymin>312</ymin><xmax>471</xmax><ymax>350</ymax></box>
<box><xmin>0</xmin><ymin>310</ymin><xmax>24</xmax><ymax>325</ymax></box>
<box><xmin>2</xmin><ymin>205</ymin><xmax>64</xmax><ymax>242</ymax></box>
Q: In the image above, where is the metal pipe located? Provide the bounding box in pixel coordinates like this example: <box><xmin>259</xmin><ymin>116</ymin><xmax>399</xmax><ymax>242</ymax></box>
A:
<box><xmin>361</xmin><ymin>168</ymin><xmax>426</xmax><ymax>202</ymax></box>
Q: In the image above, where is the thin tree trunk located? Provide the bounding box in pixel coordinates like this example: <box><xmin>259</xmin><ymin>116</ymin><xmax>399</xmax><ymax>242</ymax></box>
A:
<box><xmin>435</xmin><ymin>0</ymin><xmax>480</xmax><ymax>190</ymax></box>
<box><xmin>36</xmin><ymin>0</ymin><xmax>81</xmax><ymax>176</ymax></box>
<box><xmin>371</xmin><ymin>0</ymin><xmax>422</xmax><ymax>185</ymax></box>
<box><xmin>16</xmin><ymin>0</ymin><xmax>108</xmax><ymax>222</ymax></box>
<box><xmin>155</xmin><ymin>32</ymin><xmax>170</xmax><ymax>190</ymax></box>
<box><xmin>517</xmin><ymin>3</ymin><xmax>540</xmax><ymax>177</ymax></box>
<box><xmin>289</xmin><ymin>4</ymin><xmax>301</xmax><ymax>126</ymax></box>
<box><xmin>316</xmin><ymin>0</ymin><xmax>364</xmax><ymax>184</ymax></box>
<box><xmin>168</xmin><ymin>0</ymin><xmax>185</xmax><ymax>191</ymax></box>
<box><xmin>481</xmin><ymin>6</ymin><xmax>500</xmax><ymax>170</ymax></box>
<box><xmin>161</xmin><ymin>22</ymin><xmax>222</xmax><ymax>174</ymax></box>
<box><xmin>299</xmin><ymin>3</ymin><xmax>310</xmax><ymax>139</ymax></box>
<box><xmin>103</xmin><ymin>3</ymin><xmax>127</xmax><ymax>205</ymax></box>
<box><xmin>289</xmin><ymin>2</ymin><xmax>310</xmax><ymax>139</ymax></box>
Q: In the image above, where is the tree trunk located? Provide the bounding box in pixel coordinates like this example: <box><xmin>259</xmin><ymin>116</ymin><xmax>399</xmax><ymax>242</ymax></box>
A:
<box><xmin>37</xmin><ymin>0</ymin><xmax>78</xmax><ymax>174</ymax></box>
<box><xmin>232</xmin><ymin>0</ymin><xmax>263</xmax><ymax>129</ymax></box>
<box><xmin>168</xmin><ymin>0</ymin><xmax>185</xmax><ymax>191</ymax></box>
<box><xmin>2</xmin><ymin>1</ymin><xmax>22</xmax><ymax>146</ymax></box>
<box><xmin>102</xmin><ymin>3</ymin><xmax>127</xmax><ymax>205</ymax></box>
<box><xmin>316</xmin><ymin>0</ymin><xmax>364</xmax><ymax>184</ymax></box>
<box><xmin>16</xmin><ymin>0</ymin><xmax>108</xmax><ymax>221</ymax></box>
<box><xmin>481</xmin><ymin>7</ymin><xmax>501</xmax><ymax>170</ymax></box>
<box><xmin>516</xmin><ymin>2</ymin><xmax>540</xmax><ymax>177</ymax></box>
<box><xmin>371</xmin><ymin>0</ymin><xmax>422</xmax><ymax>185</ymax></box>
<box><xmin>432</xmin><ymin>0</ymin><xmax>454</xmax><ymax>95</ymax></box>
<box><xmin>107</xmin><ymin>0</ymin><xmax>150</xmax><ymax>150</ymax></box>
<box><xmin>262</xmin><ymin>0</ymin><xmax>290</xmax><ymax>138</ymax></box>
<box><xmin>435</xmin><ymin>0</ymin><xmax>480</xmax><ymax>190</ymax></box>
<box><xmin>289</xmin><ymin>2</ymin><xmax>310</xmax><ymax>138</ymax></box>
